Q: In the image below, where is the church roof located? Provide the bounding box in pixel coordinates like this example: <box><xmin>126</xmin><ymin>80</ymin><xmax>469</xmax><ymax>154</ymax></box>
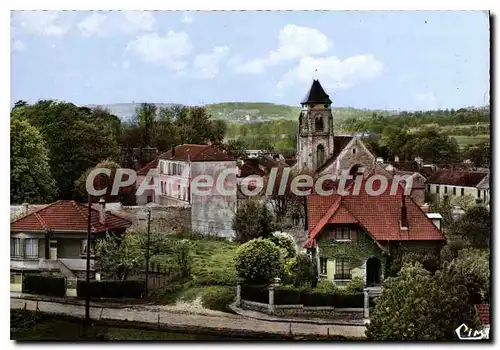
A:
<box><xmin>301</xmin><ymin>79</ymin><xmax>332</xmax><ymax>105</ymax></box>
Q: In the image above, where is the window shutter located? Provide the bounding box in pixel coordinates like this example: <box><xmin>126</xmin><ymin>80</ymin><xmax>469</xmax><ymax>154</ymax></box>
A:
<box><xmin>351</xmin><ymin>229</ymin><xmax>357</xmax><ymax>241</ymax></box>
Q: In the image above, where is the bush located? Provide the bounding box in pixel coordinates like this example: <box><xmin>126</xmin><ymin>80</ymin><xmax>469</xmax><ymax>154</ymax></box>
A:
<box><xmin>274</xmin><ymin>285</ymin><xmax>363</xmax><ymax>308</ymax></box>
<box><xmin>22</xmin><ymin>274</ymin><xmax>66</xmax><ymax>297</ymax></box>
<box><xmin>235</xmin><ymin>238</ymin><xmax>283</xmax><ymax>284</ymax></box>
<box><xmin>291</xmin><ymin>253</ymin><xmax>317</xmax><ymax>288</ymax></box>
<box><xmin>200</xmin><ymin>286</ymin><xmax>236</xmax><ymax>312</ymax></box>
<box><xmin>77</xmin><ymin>280</ymin><xmax>146</xmax><ymax>299</ymax></box>
<box><xmin>315</xmin><ymin>279</ymin><xmax>337</xmax><ymax>293</ymax></box>
<box><xmin>345</xmin><ymin>276</ymin><xmax>364</xmax><ymax>294</ymax></box>
<box><xmin>270</xmin><ymin>232</ymin><xmax>296</xmax><ymax>260</ymax></box>
<box><xmin>241</xmin><ymin>284</ymin><xmax>269</xmax><ymax>303</ymax></box>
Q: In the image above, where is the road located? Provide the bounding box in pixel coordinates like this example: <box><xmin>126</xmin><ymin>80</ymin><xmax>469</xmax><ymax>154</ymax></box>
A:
<box><xmin>11</xmin><ymin>297</ymin><xmax>366</xmax><ymax>339</ymax></box>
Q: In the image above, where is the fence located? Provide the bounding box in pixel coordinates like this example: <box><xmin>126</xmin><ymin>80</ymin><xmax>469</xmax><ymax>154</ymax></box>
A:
<box><xmin>236</xmin><ymin>283</ymin><xmax>365</xmax><ymax>319</ymax></box>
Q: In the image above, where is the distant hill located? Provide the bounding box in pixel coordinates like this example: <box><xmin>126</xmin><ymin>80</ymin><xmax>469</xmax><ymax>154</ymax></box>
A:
<box><xmin>89</xmin><ymin>102</ymin><xmax>398</xmax><ymax>123</ymax></box>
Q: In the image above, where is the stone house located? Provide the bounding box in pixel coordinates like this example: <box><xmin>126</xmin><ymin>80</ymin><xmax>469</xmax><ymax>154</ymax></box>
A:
<box><xmin>426</xmin><ymin>170</ymin><xmax>490</xmax><ymax>205</ymax></box>
<box><xmin>303</xmin><ymin>176</ymin><xmax>445</xmax><ymax>288</ymax></box>
<box><xmin>135</xmin><ymin>144</ymin><xmax>238</xmax><ymax>239</ymax></box>
<box><xmin>10</xmin><ymin>200</ymin><xmax>132</xmax><ymax>281</ymax></box>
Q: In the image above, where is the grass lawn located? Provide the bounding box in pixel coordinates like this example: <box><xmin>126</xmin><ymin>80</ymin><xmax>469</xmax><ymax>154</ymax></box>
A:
<box><xmin>452</xmin><ymin>134</ymin><xmax>490</xmax><ymax>148</ymax></box>
<box><xmin>149</xmin><ymin>236</ymin><xmax>239</xmax><ymax>309</ymax></box>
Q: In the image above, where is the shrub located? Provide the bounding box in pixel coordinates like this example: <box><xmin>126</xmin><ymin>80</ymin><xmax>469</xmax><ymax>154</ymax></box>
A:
<box><xmin>270</xmin><ymin>231</ymin><xmax>296</xmax><ymax>260</ymax></box>
<box><xmin>200</xmin><ymin>286</ymin><xmax>236</xmax><ymax>312</ymax></box>
<box><xmin>315</xmin><ymin>279</ymin><xmax>337</xmax><ymax>293</ymax></box>
<box><xmin>274</xmin><ymin>285</ymin><xmax>304</xmax><ymax>305</ymax></box>
<box><xmin>273</xmin><ymin>285</ymin><xmax>363</xmax><ymax>308</ymax></box>
<box><xmin>22</xmin><ymin>274</ymin><xmax>66</xmax><ymax>297</ymax></box>
<box><xmin>77</xmin><ymin>280</ymin><xmax>146</xmax><ymax>299</ymax></box>
<box><xmin>291</xmin><ymin>253</ymin><xmax>317</xmax><ymax>288</ymax></box>
<box><xmin>345</xmin><ymin>276</ymin><xmax>364</xmax><ymax>294</ymax></box>
<box><xmin>235</xmin><ymin>238</ymin><xmax>283</xmax><ymax>284</ymax></box>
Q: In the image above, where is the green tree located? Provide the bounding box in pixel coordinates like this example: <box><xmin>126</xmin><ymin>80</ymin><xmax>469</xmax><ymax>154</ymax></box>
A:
<box><xmin>366</xmin><ymin>262</ymin><xmax>481</xmax><ymax>340</ymax></box>
<box><xmin>11</xmin><ymin>101</ymin><xmax>120</xmax><ymax>199</ymax></box>
<box><xmin>10</xmin><ymin>119</ymin><xmax>56</xmax><ymax>204</ymax></box>
<box><xmin>450</xmin><ymin>205</ymin><xmax>490</xmax><ymax>249</ymax></box>
<box><xmin>232</xmin><ymin>199</ymin><xmax>277</xmax><ymax>243</ymax></box>
<box><xmin>291</xmin><ymin>253</ymin><xmax>317</xmax><ymax>288</ymax></box>
<box><xmin>234</xmin><ymin>238</ymin><xmax>284</xmax><ymax>284</ymax></box>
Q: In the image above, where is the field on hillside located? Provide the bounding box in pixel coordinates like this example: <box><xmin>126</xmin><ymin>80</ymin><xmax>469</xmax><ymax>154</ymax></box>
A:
<box><xmin>453</xmin><ymin>134</ymin><xmax>490</xmax><ymax>148</ymax></box>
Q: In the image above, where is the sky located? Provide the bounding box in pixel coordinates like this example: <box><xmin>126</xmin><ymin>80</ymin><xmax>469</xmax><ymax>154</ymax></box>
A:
<box><xmin>10</xmin><ymin>10</ymin><xmax>490</xmax><ymax>110</ymax></box>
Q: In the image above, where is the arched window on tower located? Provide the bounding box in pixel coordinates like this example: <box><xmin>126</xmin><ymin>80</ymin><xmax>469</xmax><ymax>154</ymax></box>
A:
<box><xmin>316</xmin><ymin>144</ymin><xmax>325</xmax><ymax>168</ymax></box>
<box><xmin>315</xmin><ymin>116</ymin><xmax>323</xmax><ymax>132</ymax></box>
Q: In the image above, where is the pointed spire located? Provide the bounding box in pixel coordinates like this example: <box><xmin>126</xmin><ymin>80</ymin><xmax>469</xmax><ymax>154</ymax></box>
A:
<box><xmin>301</xmin><ymin>79</ymin><xmax>332</xmax><ymax>105</ymax></box>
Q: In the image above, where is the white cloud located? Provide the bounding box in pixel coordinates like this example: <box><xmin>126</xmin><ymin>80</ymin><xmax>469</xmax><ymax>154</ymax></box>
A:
<box><xmin>125</xmin><ymin>31</ymin><xmax>193</xmax><ymax>71</ymax></box>
<box><xmin>77</xmin><ymin>13</ymin><xmax>107</xmax><ymax>37</ymax></box>
<box><xmin>17</xmin><ymin>11</ymin><xmax>69</xmax><ymax>37</ymax></box>
<box><xmin>181</xmin><ymin>12</ymin><xmax>194</xmax><ymax>24</ymax></box>
<box><xmin>193</xmin><ymin>46</ymin><xmax>230</xmax><ymax>79</ymax></box>
<box><xmin>12</xmin><ymin>40</ymin><xmax>26</xmax><ymax>52</ymax></box>
<box><xmin>277</xmin><ymin>54</ymin><xmax>383</xmax><ymax>90</ymax></box>
<box><xmin>230</xmin><ymin>24</ymin><xmax>332</xmax><ymax>74</ymax></box>
<box><xmin>415</xmin><ymin>92</ymin><xmax>438</xmax><ymax>109</ymax></box>
<box><xmin>121</xmin><ymin>11</ymin><xmax>155</xmax><ymax>34</ymax></box>
<box><xmin>77</xmin><ymin>11</ymin><xmax>155</xmax><ymax>37</ymax></box>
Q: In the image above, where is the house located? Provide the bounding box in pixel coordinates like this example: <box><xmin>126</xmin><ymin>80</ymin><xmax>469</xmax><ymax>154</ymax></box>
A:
<box><xmin>426</xmin><ymin>170</ymin><xmax>490</xmax><ymax>204</ymax></box>
<box><xmin>303</xmin><ymin>176</ymin><xmax>445</xmax><ymax>290</ymax></box>
<box><xmin>10</xmin><ymin>200</ymin><xmax>132</xmax><ymax>282</ymax></box>
<box><xmin>294</xmin><ymin>79</ymin><xmax>424</xmax><ymax>206</ymax></box>
<box><xmin>135</xmin><ymin>143</ymin><xmax>238</xmax><ymax>239</ymax></box>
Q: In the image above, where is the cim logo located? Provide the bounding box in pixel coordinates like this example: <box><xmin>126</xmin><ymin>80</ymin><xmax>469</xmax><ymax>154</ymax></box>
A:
<box><xmin>455</xmin><ymin>323</ymin><xmax>489</xmax><ymax>340</ymax></box>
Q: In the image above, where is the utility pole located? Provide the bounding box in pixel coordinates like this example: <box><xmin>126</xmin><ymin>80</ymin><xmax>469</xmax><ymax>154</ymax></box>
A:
<box><xmin>85</xmin><ymin>194</ymin><xmax>91</xmax><ymax>331</ymax></box>
<box><xmin>145</xmin><ymin>209</ymin><xmax>151</xmax><ymax>295</ymax></box>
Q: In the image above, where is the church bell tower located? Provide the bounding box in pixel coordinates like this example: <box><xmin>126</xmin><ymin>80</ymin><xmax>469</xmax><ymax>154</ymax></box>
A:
<box><xmin>296</xmin><ymin>79</ymin><xmax>335</xmax><ymax>172</ymax></box>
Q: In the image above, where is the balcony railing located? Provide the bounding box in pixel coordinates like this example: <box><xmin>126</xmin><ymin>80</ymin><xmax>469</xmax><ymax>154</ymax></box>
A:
<box><xmin>334</xmin><ymin>273</ymin><xmax>352</xmax><ymax>280</ymax></box>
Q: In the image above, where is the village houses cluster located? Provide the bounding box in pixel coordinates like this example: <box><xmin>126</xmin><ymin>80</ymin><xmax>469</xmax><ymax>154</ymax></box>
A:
<box><xmin>10</xmin><ymin>80</ymin><xmax>490</xmax><ymax>311</ymax></box>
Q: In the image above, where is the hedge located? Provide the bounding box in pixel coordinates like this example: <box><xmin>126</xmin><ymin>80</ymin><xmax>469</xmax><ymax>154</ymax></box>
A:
<box><xmin>241</xmin><ymin>285</ymin><xmax>269</xmax><ymax>304</ymax></box>
<box><xmin>77</xmin><ymin>280</ymin><xmax>146</xmax><ymax>299</ymax></box>
<box><xmin>22</xmin><ymin>274</ymin><xmax>66</xmax><ymax>297</ymax></box>
<box><xmin>244</xmin><ymin>285</ymin><xmax>364</xmax><ymax>308</ymax></box>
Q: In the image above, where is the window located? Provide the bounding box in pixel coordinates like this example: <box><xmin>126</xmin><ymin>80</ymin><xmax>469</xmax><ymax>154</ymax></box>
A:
<box><xmin>461</xmin><ymin>188</ymin><xmax>464</xmax><ymax>196</ymax></box>
<box><xmin>335</xmin><ymin>227</ymin><xmax>351</xmax><ymax>241</ymax></box>
<box><xmin>436</xmin><ymin>185</ymin><xmax>440</xmax><ymax>194</ymax></box>
<box><xmin>453</xmin><ymin>187</ymin><xmax>456</xmax><ymax>195</ymax></box>
<box><xmin>11</xmin><ymin>238</ymin><xmax>21</xmax><ymax>257</ymax></box>
<box><xmin>477</xmin><ymin>189</ymin><xmax>481</xmax><ymax>198</ymax></box>
<box><xmin>173</xmin><ymin>163</ymin><xmax>177</xmax><ymax>175</ymax></box>
<box><xmin>352</xmin><ymin>148</ymin><xmax>356</xmax><ymax>154</ymax></box>
<box><xmin>316</xmin><ymin>144</ymin><xmax>325</xmax><ymax>168</ymax></box>
<box><xmin>320</xmin><ymin>258</ymin><xmax>328</xmax><ymax>275</ymax></box>
<box><xmin>81</xmin><ymin>240</ymin><xmax>94</xmax><ymax>255</ymax></box>
<box><xmin>315</xmin><ymin>117</ymin><xmax>323</xmax><ymax>132</ymax></box>
<box><xmin>147</xmin><ymin>195</ymin><xmax>153</xmax><ymax>203</ymax></box>
<box><xmin>24</xmin><ymin>239</ymin><xmax>38</xmax><ymax>259</ymax></box>
<box><xmin>335</xmin><ymin>259</ymin><xmax>351</xmax><ymax>280</ymax></box>
<box><xmin>427</xmin><ymin>184</ymin><xmax>430</xmax><ymax>192</ymax></box>
<box><xmin>444</xmin><ymin>186</ymin><xmax>448</xmax><ymax>194</ymax></box>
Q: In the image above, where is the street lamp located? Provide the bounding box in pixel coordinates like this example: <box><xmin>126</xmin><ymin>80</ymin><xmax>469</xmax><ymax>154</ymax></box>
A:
<box><xmin>85</xmin><ymin>194</ymin><xmax>91</xmax><ymax>332</ymax></box>
<box><xmin>144</xmin><ymin>208</ymin><xmax>151</xmax><ymax>295</ymax></box>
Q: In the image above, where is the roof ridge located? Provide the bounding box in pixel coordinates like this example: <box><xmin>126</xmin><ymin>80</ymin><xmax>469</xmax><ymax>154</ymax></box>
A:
<box><xmin>10</xmin><ymin>200</ymin><xmax>60</xmax><ymax>224</ymax></box>
<box><xmin>73</xmin><ymin>201</ymin><xmax>97</xmax><ymax>233</ymax></box>
<box><xmin>34</xmin><ymin>212</ymin><xmax>49</xmax><ymax>232</ymax></box>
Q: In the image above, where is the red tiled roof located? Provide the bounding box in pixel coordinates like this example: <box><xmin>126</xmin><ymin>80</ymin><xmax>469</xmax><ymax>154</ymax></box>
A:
<box><xmin>475</xmin><ymin>304</ymin><xmax>490</xmax><ymax>325</ymax></box>
<box><xmin>160</xmin><ymin>144</ymin><xmax>235</xmax><ymax>162</ymax></box>
<box><xmin>239</xmin><ymin>159</ymin><xmax>266</xmax><ymax>178</ymax></box>
<box><xmin>10</xmin><ymin>200</ymin><xmax>132</xmax><ymax>234</ymax></box>
<box><xmin>305</xmin><ymin>176</ymin><xmax>445</xmax><ymax>247</ymax></box>
<box><xmin>315</xmin><ymin>136</ymin><xmax>354</xmax><ymax>173</ymax></box>
<box><xmin>427</xmin><ymin>170</ymin><xmax>488</xmax><ymax>187</ymax></box>
<box><xmin>136</xmin><ymin>157</ymin><xmax>161</xmax><ymax>176</ymax></box>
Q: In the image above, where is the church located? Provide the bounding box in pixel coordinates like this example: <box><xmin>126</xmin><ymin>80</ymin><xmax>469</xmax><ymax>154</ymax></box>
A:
<box><xmin>295</xmin><ymin>79</ymin><xmax>393</xmax><ymax>179</ymax></box>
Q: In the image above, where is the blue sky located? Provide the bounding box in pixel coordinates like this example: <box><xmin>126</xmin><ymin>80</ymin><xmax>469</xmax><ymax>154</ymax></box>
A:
<box><xmin>11</xmin><ymin>10</ymin><xmax>490</xmax><ymax>110</ymax></box>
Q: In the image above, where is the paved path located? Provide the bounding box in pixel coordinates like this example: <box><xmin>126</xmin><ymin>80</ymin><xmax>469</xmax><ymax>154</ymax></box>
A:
<box><xmin>11</xmin><ymin>296</ymin><xmax>366</xmax><ymax>339</ymax></box>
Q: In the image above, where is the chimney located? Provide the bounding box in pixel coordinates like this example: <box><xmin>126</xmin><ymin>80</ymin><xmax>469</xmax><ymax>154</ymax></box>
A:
<box><xmin>394</xmin><ymin>155</ymin><xmax>399</xmax><ymax>163</ymax></box>
<box><xmin>401</xmin><ymin>195</ymin><xmax>409</xmax><ymax>229</ymax></box>
<box><xmin>22</xmin><ymin>202</ymin><xmax>29</xmax><ymax>215</ymax></box>
<box><xmin>98</xmin><ymin>198</ymin><xmax>106</xmax><ymax>224</ymax></box>
<box><xmin>421</xmin><ymin>203</ymin><xmax>430</xmax><ymax>213</ymax></box>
